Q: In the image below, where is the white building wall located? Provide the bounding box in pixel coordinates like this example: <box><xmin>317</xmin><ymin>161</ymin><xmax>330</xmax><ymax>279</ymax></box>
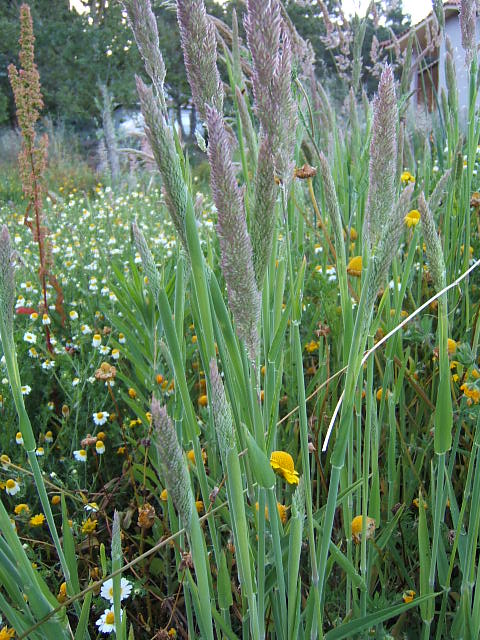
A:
<box><xmin>409</xmin><ymin>13</ymin><xmax>480</xmax><ymax>125</ymax></box>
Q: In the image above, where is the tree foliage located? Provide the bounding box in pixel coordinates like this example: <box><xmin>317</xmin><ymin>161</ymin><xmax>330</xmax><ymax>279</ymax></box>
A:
<box><xmin>1</xmin><ymin>0</ymin><xmax>412</xmax><ymax>130</ymax></box>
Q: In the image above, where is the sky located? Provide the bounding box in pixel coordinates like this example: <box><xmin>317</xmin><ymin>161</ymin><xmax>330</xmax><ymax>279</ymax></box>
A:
<box><xmin>342</xmin><ymin>0</ymin><xmax>432</xmax><ymax>24</ymax></box>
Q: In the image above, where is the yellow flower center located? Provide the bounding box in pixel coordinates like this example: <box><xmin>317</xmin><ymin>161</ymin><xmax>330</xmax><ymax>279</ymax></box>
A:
<box><xmin>105</xmin><ymin>611</ymin><xmax>115</xmax><ymax>624</ymax></box>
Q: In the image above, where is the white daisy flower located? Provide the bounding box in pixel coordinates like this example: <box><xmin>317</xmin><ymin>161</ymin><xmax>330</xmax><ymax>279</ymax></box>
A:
<box><xmin>42</xmin><ymin>314</ymin><xmax>50</xmax><ymax>325</ymax></box>
<box><xmin>111</xmin><ymin>349</ymin><xmax>120</xmax><ymax>360</ymax></box>
<box><xmin>72</xmin><ymin>377</ymin><xmax>80</xmax><ymax>386</ymax></box>
<box><xmin>93</xmin><ymin>411</ymin><xmax>109</xmax><ymax>426</ymax></box>
<box><xmin>23</xmin><ymin>332</ymin><xmax>37</xmax><ymax>344</ymax></box>
<box><xmin>96</xmin><ymin>608</ymin><xmax>122</xmax><ymax>634</ymax></box>
<box><xmin>118</xmin><ymin>333</ymin><xmax>126</xmax><ymax>344</ymax></box>
<box><xmin>84</xmin><ymin>502</ymin><xmax>99</xmax><ymax>512</ymax></box>
<box><xmin>5</xmin><ymin>479</ymin><xmax>20</xmax><ymax>495</ymax></box>
<box><xmin>73</xmin><ymin>449</ymin><xmax>87</xmax><ymax>462</ymax></box>
<box><xmin>96</xmin><ymin>441</ymin><xmax>106</xmax><ymax>455</ymax></box>
<box><xmin>81</xmin><ymin>324</ymin><xmax>92</xmax><ymax>335</ymax></box>
<box><xmin>21</xmin><ymin>385</ymin><xmax>32</xmax><ymax>396</ymax></box>
<box><xmin>69</xmin><ymin>310</ymin><xmax>79</xmax><ymax>321</ymax></box>
<box><xmin>100</xmin><ymin>577</ymin><xmax>133</xmax><ymax>603</ymax></box>
<box><xmin>35</xmin><ymin>447</ymin><xmax>45</xmax><ymax>457</ymax></box>
<box><xmin>92</xmin><ymin>334</ymin><xmax>102</xmax><ymax>348</ymax></box>
<box><xmin>16</xmin><ymin>432</ymin><xmax>24</xmax><ymax>445</ymax></box>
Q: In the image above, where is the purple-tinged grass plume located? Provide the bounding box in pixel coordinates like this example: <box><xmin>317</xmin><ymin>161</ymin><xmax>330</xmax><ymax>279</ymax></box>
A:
<box><xmin>251</xmin><ymin>138</ymin><xmax>278</xmax><ymax>287</ymax></box>
<box><xmin>209</xmin><ymin>358</ymin><xmax>235</xmax><ymax>460</ymax></box>
<box><xmin>244</xmin><ymin>0</ymin><xmax>297</xmax><ymax>185</ymax></box>
<box><xmin>460</xmin><ymin>0</ymin><xmax>477</xmax><ymax>67</ymax></box>
<box><xmin>121</xmin><ymin>0</ymin><xmax>166</xmax><ymax>111</ymax></box>
<box><xmin>206</xmin><ymin>105</ymin><xmax>260</xmax><ymax>360</ymax></box>
<box><xmin>176</xmin><ymin>0</ymin><xmax>223</xmax><ymax>120</ymax></box>
<box><xmin>244</xmin><ymin>0</ymin><xmax>297</xmax><ymax>287</ymax></box>
<box><xmin>136</xmin><ymin>76</ymin><xmax>188</xmax><ymax>253</ymax></box>
<box><xmin>317</xmin><ymin>152</ymin><xmax>343</xmax><ymax>252</ymax></box>
<box><xmin>363</xmin><ymin>65</ymin><xmax>397</xmax><ymax>252</ymax></box>
<box><xmin>151</xmin><ymin>399</ymin><xmax>193</xmax><ymax>529</ymax></box>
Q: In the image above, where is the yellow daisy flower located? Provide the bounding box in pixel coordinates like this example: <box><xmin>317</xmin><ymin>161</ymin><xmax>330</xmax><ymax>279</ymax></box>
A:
<box><xmin>270</xmin><ymin>451</ymin><xmax>299</xmax><ymax>485</ymax></box>
<box><xmin>347</xmin><ymin>255</ymin><xmax>362</xmax><ymax>277</ymax></box>
<box><xmin>351</xmin><ymin>515</ymin><xmax>376</xmax><ymax>544</ymax></box>
<box><xmin>404</xmin><ymin>209</ymin><xmax>420</xmax><ymax>227</ymax></box>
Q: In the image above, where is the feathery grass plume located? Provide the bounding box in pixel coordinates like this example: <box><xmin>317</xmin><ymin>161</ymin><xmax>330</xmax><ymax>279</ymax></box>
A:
<box><xmin>206</xmin><ymin>105</ymin><xmax>260</xmax><ymax>360</ymax></box>
<box><xmin>251</xmin><ymin>137</ymin><xmax>278</xmax><ymax>288</ymax></box>
<box><xmin>445</xmin><ymin>39</ymin><xmax>458</xmax><ymax>115</ymax></box>
<box><xmin>244</xmin><ymin>0</ymin><xmax>282</xmax><ymax>124</ymax></box>
<box><xmin>318</xmin><ymin>152</ymin><xmax>344</xmax><ymax>252</ymax></box>
<box><xmin>176</xmin><ymin>0</ymin><xmax>223</xmax><ymax>120</ymax></box>
<box><xmin>131</xmin><ymin>220</ymin><xmax>161</xmax><ymax>303</ymax></box>
<box><xmin>244</xmin><ymin>0</ymin><xmax>297</xmax><ymax>186</ymax></box>
<box><xmin>136</xmin><ymin>76</ymin><xmax>188</xmax><ymax>252</ymax></box>
<box><xmin>363</xmin><ymin>65</ymin><xmax>398</xmax><ymax>251</ymax></box>
<box><xmin>369</xmin><ymin>183</ymin><xmax>414</xmax><ymax>303</ymax></box>
<box><xmin>151</xmin><ymin>399</ymin><xmax>193</xmax><ymax>529</ymax></box>
<box><xmin>418</xmin><ymin>192</ymin><xmax>446</xmax><ymax>291</ymax></box>
<box><xmin>0</xmin><ymin>226</ymin><xmax>15</xmax><ymax>347</ymax></box>
<box><xmin>244</xmin><ymin>0</ymin><xmax>296</xmax><ymax>285</ymax></box>
<box><xmin>121</xmin><ymin>0</ymin><xmax>166</xmax><ymax>110</ymax></box>
<box><xmin>460</xmin><ymin>0</ymin><xmax>477</xmax><ymax>66</ymax></box>
<box><xmin>209</xmin><ymin>358</ymin><xmax>235</xmax><ymax>459</ymax></box>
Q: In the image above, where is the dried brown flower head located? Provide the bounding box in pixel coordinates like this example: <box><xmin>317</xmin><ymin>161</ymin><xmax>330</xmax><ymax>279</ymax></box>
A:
<box><xmin>137</xmin><ymin>502</ymin><xmax>156</xmax><ymax>529</ymax></box>
<box><xmin>294</xmin><ymin>164</ymin><xmax>317</xmax><ymax>180</ymax></box>
<box><xmin>95</xmin><ymin>362</ymin><xmax>117</xmax><ymax>381</ymax></box>
<box><xmin>81</xmin><ymin>434</ymin><xmax>98</xmax><ymax>448</ymax></box>
<box><xmin>470</xmin><ymin>191</ymin><xmax>480</xmax><ymax>209</ymax></box>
